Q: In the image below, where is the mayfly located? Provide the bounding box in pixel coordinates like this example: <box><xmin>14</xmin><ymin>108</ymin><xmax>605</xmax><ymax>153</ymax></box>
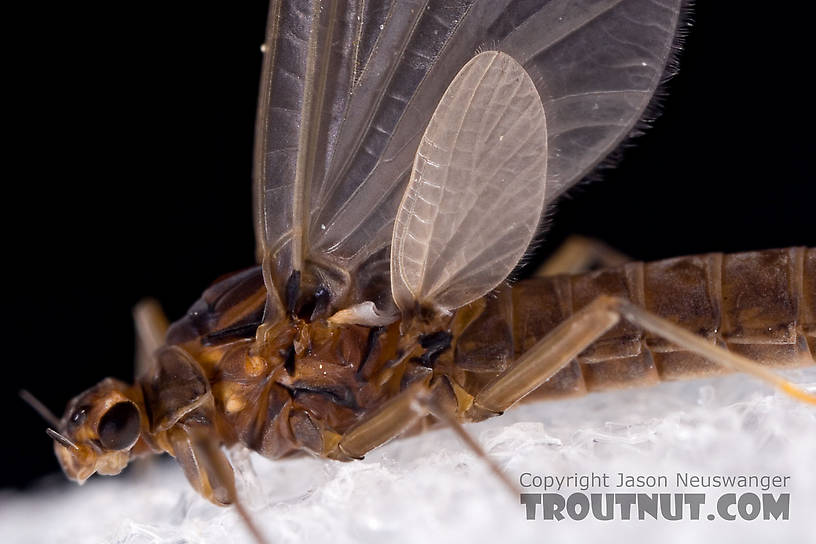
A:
<box><xmin>23</xmin><ymin>0</ymin><xmax>814</xmax><ymax>540</ymax></box>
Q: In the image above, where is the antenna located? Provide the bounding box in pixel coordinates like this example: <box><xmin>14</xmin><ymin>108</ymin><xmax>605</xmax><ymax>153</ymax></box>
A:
<box><xmin>46</xmin><ymin>428</ymin><xmax>79</xmax><ymax>451</ymax></box>
<box><xmin>19</xmin><ymin>389</ymin><xmax>61</xmax><ymax>428</ymax></box>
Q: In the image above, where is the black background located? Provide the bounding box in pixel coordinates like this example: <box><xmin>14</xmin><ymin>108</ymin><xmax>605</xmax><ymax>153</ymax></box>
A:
<box><xmin>4</xmin><ymin>3</ymin><xmax>814</xmax><ymax>489</ymax></box>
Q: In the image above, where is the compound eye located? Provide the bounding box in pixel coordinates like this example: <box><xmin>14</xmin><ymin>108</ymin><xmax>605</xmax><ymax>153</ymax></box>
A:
<box><xmin>97</xmin><ymin>402</ymin><xmax>141</xmax><ymax>450</ymax></box>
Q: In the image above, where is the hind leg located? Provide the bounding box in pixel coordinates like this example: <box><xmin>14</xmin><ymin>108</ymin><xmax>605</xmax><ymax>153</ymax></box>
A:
<box><xmin>471</xmin><ymin>296</ymin><xmax>816</xmax><ymax>417</ymax></box>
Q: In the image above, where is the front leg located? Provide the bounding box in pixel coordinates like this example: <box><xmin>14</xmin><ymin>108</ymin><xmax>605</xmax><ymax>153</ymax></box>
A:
<box><xmin>167</xmin><ymin>423</ymin><xmax>236</xmax><ymax>506</ymax></box>
<box><xmin>168</xmin><ymin>423</ymin><xmax>268</xmax><ymax>544</ymax></box>
<box><xmin>132</xmin><ymin>298</ymin><xmax>169</xmax><ymax>378</ymax></box>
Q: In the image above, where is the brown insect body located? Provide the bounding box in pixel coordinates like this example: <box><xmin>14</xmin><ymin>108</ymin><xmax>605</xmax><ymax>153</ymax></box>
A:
<box><xmin>484</xmin><ymin>247</ymin><xmax>816</xmax><ymax>401</ymax></box>
<box><xmin>38</xmin><ymin>5</ymin><xmax>816</xmax><ymax>533</ymax></box>
<box><xmin>157</xmin><ymin>265</ymin><xmax>452</xmax><ymax>464</ymax></box>
<box><xmin>118</xmin><ymin>246</ymin><xmax>815</xmax><ymax>492</ymax></box>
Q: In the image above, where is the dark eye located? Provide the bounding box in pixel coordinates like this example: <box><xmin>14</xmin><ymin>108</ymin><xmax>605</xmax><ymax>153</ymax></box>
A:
<box><xmin>97</xmin><ymin>402</ymin><xmax>141</xmax><ymax>450</ymax></box>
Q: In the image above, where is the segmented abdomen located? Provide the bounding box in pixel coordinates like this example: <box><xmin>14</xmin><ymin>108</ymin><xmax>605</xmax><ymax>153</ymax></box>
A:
<box><xmin>455</xmin><ymin>247</ymin><xmax>816</xmax><ymax>400</ymax></box>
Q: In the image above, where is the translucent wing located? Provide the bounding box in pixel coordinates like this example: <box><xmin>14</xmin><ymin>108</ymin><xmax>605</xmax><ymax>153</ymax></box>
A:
<box><xmin>253</xmin><ymin>0</ymin><xmax>686</xmax><ymax>313</ymax></box>
<box><xmin>391</xmin><ymin>51</ymin><xmax>547</xmax><ymax>314</ymax></box>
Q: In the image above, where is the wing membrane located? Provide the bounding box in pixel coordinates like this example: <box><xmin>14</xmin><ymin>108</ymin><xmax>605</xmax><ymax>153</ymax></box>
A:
<box><xmin>391</xmin><ymin>51</ymin><xmax>548</xmax><ymax>314</ymax></box>
<box><xmin>253</xmin><ymin>0</ymin><xmax>685</xmax><ymax>311</ymax></box>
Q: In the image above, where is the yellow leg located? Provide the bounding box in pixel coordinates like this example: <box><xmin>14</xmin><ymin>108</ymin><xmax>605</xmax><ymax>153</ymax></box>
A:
<box><xmin>173</xmin><ymin>427</ymin><xmax>268</xmax><ymax>544</ymax></box>
<box><xmin>536</xmin><ymin>235</ymin><xmax>630</xmax><ymax>276</ymax></box>
<box><xmin>336</xmin><ymin>380</ymin><xmax>516</xmax><ymax>495</ymax></box>
<box><xmin>132</xmin><ymin>298</ymin><xmax>169</xmax><ymax>378</ymax></box>
<box><xmin>471</xmin><ymin>296</ymin><xmax>816</xmax><ymax>417</ymax></box>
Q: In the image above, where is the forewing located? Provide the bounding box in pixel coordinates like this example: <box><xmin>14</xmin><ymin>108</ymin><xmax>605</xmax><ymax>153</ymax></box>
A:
<box><xmin>253</xmin><ymin>0</ymin><xmax>685</xmax><ymax>310</ymax></box>
<box><xmin>391</xmin><ymin>52</ymin><xmax>547</xmax><ymax>314</ymax></box>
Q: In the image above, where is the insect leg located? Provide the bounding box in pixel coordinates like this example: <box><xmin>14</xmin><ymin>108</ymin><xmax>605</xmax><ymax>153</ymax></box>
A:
<box><xmin>133</xmin><ymin>298</ymin><xmax>169</xmax><ymax>377</ymax></box>
<box><xmin>336</xmin><ymin>382</ymin><xmax>433</xmax><ymax>460</ymax></box>
<box><xmin>167</xmin><ymin>426</ymin><xmax>237</xmax><ymax>505</ymax></box>
<box><xmin>535</xmin><ymin>235</ymin><xmax>630</xmax><ymax>276</ymax></box>
<box><xmin>610</xmin><ymin>297</ymin><xmax>816</xmax><ymax>405</ymax></box>
<box><xmin>473</xmin><ymin>296</ymin><xmax>621</xmax><ymax>415</ymax></box>
<box><xmin>170</xmin><ymin>427</ymin><xmax>269</xmax><ymax>544</ymax></box>
<box><xmin>472</xmin><ymin>296</ymin><xmax>816</xmax><ymax>416</ymax></box>
<box><xmin>336</xmin><ymin>381</ymin><xmax>516</xmax><ymax>494</ymax></box>
<box><xmin>228</xmin><ymin>444</ymin><xmax>265</xmax><ymax>508</ymax></box>
<box><xmin>416</xmin><ymin>391</ymin><xmax>517</xmax><ymax>496</ymax></box>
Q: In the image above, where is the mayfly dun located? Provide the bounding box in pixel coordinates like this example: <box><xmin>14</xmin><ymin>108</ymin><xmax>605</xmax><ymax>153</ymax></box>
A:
<box><xmin>20</xmin><ymin>1</ymin><xmax>814</xmax><ymax>542</ymax></box>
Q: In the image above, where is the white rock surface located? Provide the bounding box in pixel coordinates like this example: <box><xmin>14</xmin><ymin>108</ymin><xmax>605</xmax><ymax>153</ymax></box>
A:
<box><xmin>3</xmin><ymin>368</ymin><xmax>815</xmax><ymax>544</ymax></box>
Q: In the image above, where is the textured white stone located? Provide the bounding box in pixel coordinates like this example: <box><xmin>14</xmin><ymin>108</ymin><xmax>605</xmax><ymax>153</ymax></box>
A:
<box><xmin>2</xmin><ymin>368</ymin><xmax>814</xmax><ymax>544</ymax></box>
